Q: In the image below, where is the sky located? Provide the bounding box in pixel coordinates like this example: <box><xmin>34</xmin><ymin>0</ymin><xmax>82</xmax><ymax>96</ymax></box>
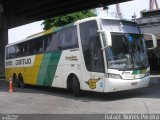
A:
<box><xmin>8</xmin><ymin>0</ymin><xmax>160</xmax><ymax>43</ymax></box>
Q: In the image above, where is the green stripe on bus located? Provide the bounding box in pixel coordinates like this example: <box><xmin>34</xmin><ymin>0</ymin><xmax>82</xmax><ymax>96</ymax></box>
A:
<box><xmin>132</xmin><ymin>69</ymin><xmax>147</xmax><ymax>75</ymax></box>
<box><xmin>37</xmin><ymin>51</ymin><xmax>62</xmax><ymax>86</ymax></box>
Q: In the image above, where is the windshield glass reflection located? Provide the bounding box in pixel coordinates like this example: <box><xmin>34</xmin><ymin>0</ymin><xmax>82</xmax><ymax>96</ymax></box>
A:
<box><xmin>105</xmin><ymin>33</ymin><xmax>148</xmax><ymax>70</ymax></box>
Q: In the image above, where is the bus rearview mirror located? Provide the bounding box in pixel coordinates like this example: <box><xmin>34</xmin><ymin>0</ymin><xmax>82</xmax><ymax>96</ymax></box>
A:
<box><xmin>97</xmin><ymin>30</ymin><xmax>112</xmax><ymax>47</ymax></box>
<box><xmin>143</xmin><ymin>33</ymin><xmax>157</xmax><ymax>50</ymax></box>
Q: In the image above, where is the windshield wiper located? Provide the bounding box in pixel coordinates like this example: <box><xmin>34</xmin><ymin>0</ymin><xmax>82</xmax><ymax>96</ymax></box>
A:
<box><xmin>130</xmin><ymin>38</ymin><xmax>145</xmax><ymax>68</ymax></box>
<box><xmin>134</xmin><ymin>50</ymin><xmax>145</xmax><ymax>68</ymax></box>
<box><xmin>135</xmin><ymin>38</ymin><xmax>146</xmax><ymax>67</ymax></box>
<box><xmin>122</xmin><ymin>36</ymin><xmax>134</xmax><ymax>68</ymax></box>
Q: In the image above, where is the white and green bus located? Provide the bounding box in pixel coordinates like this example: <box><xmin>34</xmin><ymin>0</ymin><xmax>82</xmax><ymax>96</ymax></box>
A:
<box><xmin>5</xmin><ymin>17</ymin><xmax>157</xmax><ymax>96</ymax></box>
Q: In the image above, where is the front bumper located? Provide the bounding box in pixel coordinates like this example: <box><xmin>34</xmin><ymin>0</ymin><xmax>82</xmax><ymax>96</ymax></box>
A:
<box><xmin>104</xmin><ymin>76</ymin><xmax>150</xmax><ymax>92</ymax></box>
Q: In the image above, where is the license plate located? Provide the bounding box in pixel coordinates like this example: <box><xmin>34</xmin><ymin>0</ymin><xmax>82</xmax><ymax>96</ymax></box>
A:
<box><xmin>131</xmin><ymin>82</ymin><xmax>138</xmax><ymax>86</ymax></box>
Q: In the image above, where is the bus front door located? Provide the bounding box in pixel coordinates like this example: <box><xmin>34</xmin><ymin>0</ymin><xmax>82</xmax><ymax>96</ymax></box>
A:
<box><xmin>86</xmin><ymin>35</ymin><xmax>105</xmax><ymax>92</ymax></box>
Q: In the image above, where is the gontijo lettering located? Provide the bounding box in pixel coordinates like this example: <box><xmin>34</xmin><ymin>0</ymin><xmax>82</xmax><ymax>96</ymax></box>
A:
<box><xmin>15</xmin><ymin>58</ymin><xmax>31</xmax><ymax>65</ymax></box>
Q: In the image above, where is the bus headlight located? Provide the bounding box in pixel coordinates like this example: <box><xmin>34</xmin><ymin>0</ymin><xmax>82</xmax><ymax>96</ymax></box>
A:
<box><xmin>105</xmin><ymin>73</ymin><xmax>122</xmax><ymax>79</ymax></box>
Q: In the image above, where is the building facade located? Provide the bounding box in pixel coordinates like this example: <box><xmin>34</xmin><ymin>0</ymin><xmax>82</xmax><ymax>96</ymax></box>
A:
<box><xmin>137</xmin><ymin>9</ymin><xmax>160</xmax><ymax>74</ymax></box>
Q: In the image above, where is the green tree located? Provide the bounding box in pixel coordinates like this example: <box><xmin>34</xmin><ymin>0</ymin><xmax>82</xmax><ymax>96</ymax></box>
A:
<box><xmin>42</xmin><ymin>10</ymin><xmax>95</xmax><ymax>30</ymax></box>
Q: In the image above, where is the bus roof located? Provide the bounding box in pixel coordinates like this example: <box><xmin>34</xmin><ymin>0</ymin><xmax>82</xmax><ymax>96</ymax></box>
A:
<box><xmin>26</xmin><ymin>23</ymin><xmax>74</xmax><ymax>39</ymax></box>
<box><xmin>6</xmin><ymin>22</ymin><xmax>75</xmax><ymax>47</ymax></box>
<box><xmin>6</xmin><ymin>17</ymin><xmax>136</xmax><ymax>47</ymax></box>
<box><xmin>74</xmin><ymin>16</ymin><xmax>136</xmax><ymax>24</ymax></box>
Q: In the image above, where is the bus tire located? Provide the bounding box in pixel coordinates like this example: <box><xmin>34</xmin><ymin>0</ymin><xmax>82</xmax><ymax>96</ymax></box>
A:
<box><xmin>18</xmin><ymin>75</ymin><xmax>25</xmax><ymax>88</ymax></box>
<box><xmin>67</xmin><ymin>74</ymin><xmax>73</xmax><ymax>92</ymax></box>
<box><xmin>72</xmin><ymin>76</ymin><xmax>81</xmax><ymax>97</ymax></box>
<box><xmin>13</xmin><ymin>74</ymin><xmax>19</xmax><ymax>87</ymax></box>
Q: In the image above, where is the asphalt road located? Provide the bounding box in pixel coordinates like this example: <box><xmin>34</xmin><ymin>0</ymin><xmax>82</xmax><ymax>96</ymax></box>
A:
<box><xmin>0</xmin><ymin>77</ymin><xmax>160</xmax><ymax>119</ymax></box>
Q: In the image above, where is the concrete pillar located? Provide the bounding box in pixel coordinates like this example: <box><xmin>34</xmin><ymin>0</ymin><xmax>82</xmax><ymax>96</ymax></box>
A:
<box><xmin>0</xmin><ymin>12</ymin><xmax>8</xmax><ymax>75</ymax></box>
<box><xmin>0</xmin><ymin>3</ymin><xmax>2</xmax><ymax>29</ymax></box>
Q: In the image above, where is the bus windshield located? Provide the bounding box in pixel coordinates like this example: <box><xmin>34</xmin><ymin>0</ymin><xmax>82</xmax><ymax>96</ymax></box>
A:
<box><xmin>105</xmin><ymin>33</ymin><xmax>148</xmax><ymax>70</ymax></box>
<box><xmin>100</xmin><ymin>19</ymin><xmax>148</xmax><ymax>70</ymax></box>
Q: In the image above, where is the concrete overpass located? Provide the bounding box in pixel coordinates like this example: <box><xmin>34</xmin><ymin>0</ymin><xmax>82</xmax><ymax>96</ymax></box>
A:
<box><xmin>0</xmin><ymin>0</ymin><xmax>132</xmax><ymax>75</ymax></box>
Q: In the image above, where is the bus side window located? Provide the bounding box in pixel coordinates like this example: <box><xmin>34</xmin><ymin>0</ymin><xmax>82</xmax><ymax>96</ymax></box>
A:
<box><xmin>16</xmin><ymin>43</ymin><xmax>23</xmax><ymax>57</ymax></box>
<box><xmin>34</xmin><ymin>38</ymin><xmax>43</xmax><ymax>54</ymax></box>
<box><xmin>44</xmin><ymin>34</ymin><xmax>52</xmax><ymax>52</ymax></box>
<box><xmin>8</xmin><ymin>45</ymin><xmax>16</xmax><ymax>59</ymax></box>
<box><xmin>21</xmin><ymin>42</ymin><xmax>28</xmax><ymax>56</ymax></box>
<box><xmin>28</xmin><ymin>37</ymin><xmax>44</xmax><ymax>55</ymax></box>
<box><xmin>59</xmin><ymin>27</ymin><xmax>78</xmax><ymax>50</ymax></box>
<box><xmin>72</xmin><ymin>28</ymin><xmax>78</xmax><ymax>48</ymax></box>
<box><xmin>46</xmin><ymin>32</ymin><xmax>60</xmax><ymax>52</ymax></box>
<box><xmin>28</xmin><ymin>40</ymin><xmax>34</xmax><ymax>55</ymax></box>
<box><xmin>6</xmin><ymin>47</ymin><xmax>9</xmax><ymax>59</ymax></box>
<box><xmin>15</xmin><ymin>42</ymin><xmax>29</xmax><ymax>57</ymax></box>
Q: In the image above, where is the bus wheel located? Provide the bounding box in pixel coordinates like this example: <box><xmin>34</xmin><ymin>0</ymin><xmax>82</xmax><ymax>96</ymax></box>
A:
<box><xmin>72</xmin><ymin>76</ymin><xmax>81</xmax><ymax>97</ymax></box>
<box><xmin>67</xmin><ymin>75</ymin><xmax>73</xmax><ymax>92</ymax></box>
<box><xmin>13</xmin><ymin>74</ymin><xmax>19</xmax><ymax>87</ymax></box>
<box><xmin>18</xmin><ymin>75</ymin><xmax>24</xmax><ymax>88</ymax></box>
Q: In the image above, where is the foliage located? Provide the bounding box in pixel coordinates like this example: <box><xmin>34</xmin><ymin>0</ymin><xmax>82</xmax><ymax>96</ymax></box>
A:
<box><xmin>42</xmin><ymin>10</ymin><xmax>95</xmax><ymax>30</ymax></box>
